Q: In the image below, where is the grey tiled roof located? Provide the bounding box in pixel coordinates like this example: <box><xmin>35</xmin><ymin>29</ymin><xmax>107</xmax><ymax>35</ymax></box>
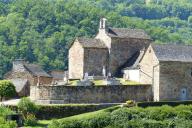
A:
<box><xmin>49</xmin><ymin>70</ymin><xmax>65</xmax><ymax>79</ymax></box>
<box><xmin>78</xmin><ymin>38</ymin><xmax>107</xmax><ymax>49</ymax></box>
<box><xmin>107</xmin><ymin>28</ymin><xmax>151</xmax><ymax>39</ymax></box>
<box><xmin>24</xmin><ymin>64</ymin><xmax>52</xmax><ymax>77</ymax></box>
<box><xmin>152</xmin><ymin>44</ymin><xmax>192</xmax><ymax>62</ymax></box>
<box><xmin>10</xmin><ymin>79</ymin><xmax>28</xmax><ymax>93</ymax></box>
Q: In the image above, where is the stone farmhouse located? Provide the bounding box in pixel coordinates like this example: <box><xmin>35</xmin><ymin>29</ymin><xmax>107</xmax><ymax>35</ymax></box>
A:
<box><xmin>139</xmin><ymin>44</ymin><xmax>192</xmax><ymax>101</ymax></box>
<box><xmin>4</xmin><ymin>59</ymin><xmax>64</xmax><ymax>96</ymax></box>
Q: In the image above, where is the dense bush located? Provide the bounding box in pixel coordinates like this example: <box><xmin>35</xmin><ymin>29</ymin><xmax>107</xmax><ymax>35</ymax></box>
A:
<box><xmin>0</xmin><ymin>117</ymin><xmax>17</xmax><ymax>128</ymax></box>
<box><xmin>24</xmin><ymin>113</ymin><xmax>37</xmax><ymax>126</ymax></box>
<box><xmin>17</xmin><ymin>97</ymin><xmax>38</xmax><ymax>126</ymax></box>
<box><xmin>48</xmin><ymin>105</ymin><xmax>192</xmax><ymax>128</ymax></box>
<box><xmin>37</xmin><ymin>104</ymin><xmax>114</xmax><ymax>119</ymax></box>
<box><xmin>137</xmin><ymin>100</ymin><xmax>192</xmax><ymax>107</ymax></box>
<box><xmin>17</xmin><ymin>97</ymin><xmax>38</xmax><ymax>116</ymax></box>
<box><xmin>0</xmin><ymin>106</ymin><xmax>17</xmax><ymax>127</ymax></box>
<box><xmin>0</xmin><ymin>80</ymin><xmax>16</xmax><ymax>101</ymax></box>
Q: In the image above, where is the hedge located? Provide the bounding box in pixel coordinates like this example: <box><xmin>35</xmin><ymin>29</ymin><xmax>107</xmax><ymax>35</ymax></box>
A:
<box><xmin>137</xmin><ymin>100</ymin><xmax>192</xmax><ymax>107</ymax></box>
<box><xmin>8</xmin><ymin>104</ymin><xmax>116</xmax><ymax>120</ymax></box>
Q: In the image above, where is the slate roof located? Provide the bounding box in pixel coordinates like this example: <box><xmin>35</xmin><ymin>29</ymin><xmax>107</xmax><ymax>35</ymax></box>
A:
<box><xmin>78</xmin><ymin>38</ymin><xmax>107</xmax><ymax>49</ymax></box>
<box><xmin>106</xmin><ymin>28</ymin><xmax>151</xmax><ymax>39</ymax></box>
<box><xmin>124</xmin><ymin>50</ymin><xmax>145</xmax><ymax>70</ymax></box>
<box><xmin>49</xmin><ymin>70</ymin><xmax>65</xmax><ymax>80</ymax></box>
<box><xmin>10</xmin><ymin>79</ymin><xmax>28</xmax><ymax>93</ymax></box>
<box><xmin>24</xmin><ymin>64</ymin><xmax>52</xmax><ymax>77</ymax></box>
<box><xmin>152</xmin><ymin>44</ymin><xmax>192</xmax><ymax>62</ymax></box>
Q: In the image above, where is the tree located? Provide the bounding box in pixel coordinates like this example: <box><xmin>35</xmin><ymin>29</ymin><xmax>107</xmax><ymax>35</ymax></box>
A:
<box><xmin>0</xmin><ymin>80</ymin><xmax>16</xmax><ymax>101</ymax></box>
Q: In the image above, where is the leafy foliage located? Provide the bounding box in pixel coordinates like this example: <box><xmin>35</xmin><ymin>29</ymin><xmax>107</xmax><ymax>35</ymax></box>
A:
<box><xmin>0</xmin><ymin>80</ymin><xmax>16</xmax><ymax>101</ymax></box>
<box><xmin>48</xmin><ymin>105</ymin><xmax>192</xmax><ymax>128</ymax></box>
<box><xmin>17</xmin><ymin>97</ymin><xmax>38</xmax><ymax>126</ymax></box>
<box><xmin>1</xmin><ymin>0</ymin><xmax>192</xmax><ymax>79</ymax></box>
<box><xmin>0</xmin><ymin>106</ymin><xmax>17</xmax><ymax>127</ymax></box>
<box><xmin>17</xmin><ymin>97</ymin><xmax>38</xmax><ymax>116</ymax></box>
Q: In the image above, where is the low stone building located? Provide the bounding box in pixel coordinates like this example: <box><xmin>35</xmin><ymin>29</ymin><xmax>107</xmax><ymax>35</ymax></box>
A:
<box><xmin>124</xmin><ymin>44</ymin><xmax>192</xmax><ymax>101</ymax></box>
<box><xmin>4</xmin><ymin>59</ymin><xmax>53</xmax><ymax>96</ymax></box>
<box><xmin>69</xmin><ymin>18</ymin><xmax>151</xmax><ymax>79</ymax></box>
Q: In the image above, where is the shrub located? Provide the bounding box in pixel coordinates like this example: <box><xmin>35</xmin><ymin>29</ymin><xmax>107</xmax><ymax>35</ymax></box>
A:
<box><xmin>0</xmin><ymin>117</ymin><xmax>17</xmax><ymax>128</ymax></box>
<box><xmin>0</xmin><ymin>106</ymin><xmax>14</xmax><ymax>117</ymax></box>
<box><xmin>137</xmin><ymin>101</ymin><xmax>192</xmax><ymax>107</ymax></box>
<box><xmin>24</xmin><ymin>113</ymin><xmax>37</xmax><ymax>126</ymax></box>
<box><xmin>37</xmin><ymin>104</ymin><xmax>115</xmax><ymax>119</ymax></box>
<box><xmin>177</xmin><ymin>110</ymin><xmax>192</xmax><ymax>120</ymax></box>
<box><xmin>17</xmin><ymin>97</ymin><xmax>38</xmax><ymax>116</ymax></box>
<box><xmin>0</xmin><ymin>80</ymin><xmax>16</xmax><ymax>101</ymax></box>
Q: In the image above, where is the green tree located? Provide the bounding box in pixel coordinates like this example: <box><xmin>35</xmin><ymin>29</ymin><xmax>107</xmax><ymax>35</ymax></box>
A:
<box><xmin>0</xmin><ymin>80</ymin><xmax>16</xmax><ymax>101</ymax></box>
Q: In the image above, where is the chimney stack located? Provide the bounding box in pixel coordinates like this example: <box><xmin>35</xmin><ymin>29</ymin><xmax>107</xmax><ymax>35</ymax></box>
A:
<box><xmin>13</xmin><ymin>59</ymin><xmax>26</xmax><ymax>72</ymax></box>
<box><xmin>99</xmin><ymin>18</ymin><xmax>107</xmax><ymax>29</ymax></box>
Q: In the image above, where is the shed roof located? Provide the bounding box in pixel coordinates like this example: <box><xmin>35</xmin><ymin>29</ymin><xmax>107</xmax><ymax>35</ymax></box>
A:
<box><xmin>49</xmin><ymin>70</ymin><xmax>65</xmax><ymax>80</ymax></box>
<box><xmin>107</xmin><ymin>28</ymin><xmax>151</xmax><ymax>39</ymax></box>
<box><xmin>24</xmin><ymin>64</ymin><xmax>51</xmax><ymax>77</ymax></box>
<box><xmin>10</xmin><ymin>79</ymin><xmax>28</xmax><ymax>93</ymax></box>
<box><xmin>122</xmin><ymin>49</ymin><xmax>145</xmax><ymax>70</ymax></box>
<box><xmin>77</xmin><ymin>38</ymin><xmax>107</xmax><ymax>49</ymax></box>
<box><xmin>152</xmin><ymin>44</ymin><xmax>192</xmax><ymax>62</ymax></box>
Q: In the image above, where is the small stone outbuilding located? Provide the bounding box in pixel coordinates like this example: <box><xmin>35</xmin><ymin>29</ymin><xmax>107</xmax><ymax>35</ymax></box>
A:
<box><xmin>4</xmin><ymin>59</ymin><xmax>53</xmax><ymax>96</ymax></box>
<box><xmin>139</xmin><ymin>44</ymin><xmax>192</xmax><ymax>101</ymax></box>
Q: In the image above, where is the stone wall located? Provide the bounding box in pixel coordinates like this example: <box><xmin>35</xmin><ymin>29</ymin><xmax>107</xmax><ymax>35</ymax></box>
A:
<box><xmin>139</xmin><ymin>45</ymin><xmax>160</xmax><ymax>101</ymax></box>
<box><xmin>159</xmin><ymin>61</ymin><xmax>192</xmax><ymax>101</ymax></box>
<box><xmin>30</xmin><ymin>85</ymin><xmax>152</xmax><ymax>104</ymax></box>
<box><xmin>84</xmin><ymin>48</ymin><xmax>108</xmax><ymax>76</ymax></box>
<box><xmin>69</xmin><ymin>40</ymin><xmax>84</xmax><ymax>79</ymax></box>
<box><xmin>110</xmin><ymin>38</ymin><xmax>151</xmax><ymax>75</ymax></box>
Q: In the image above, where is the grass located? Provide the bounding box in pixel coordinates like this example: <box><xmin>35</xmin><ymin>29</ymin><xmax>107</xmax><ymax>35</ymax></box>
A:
<box><xmin>118</xmin><ymin>78</ymin><xmax>141</xmax><ymax>85</ymax></box>
<box><xmin>24</xmin><ymin>120</ymin><xmax>51</xmax><ymax>128</ymax></box>
<box><xmin>68</xmin><ymin>78</ymin><xmax>142</xmax><ymax>86</ymax></box>
<box><xmin>55</xmin><ymin>105</ymin><xmax>120</xmax><ymax>122</ymax></box>
<box><xmin>68</xmin><ymin>80</ymin><xmax>79</xmax><ymax>86</ymax></box>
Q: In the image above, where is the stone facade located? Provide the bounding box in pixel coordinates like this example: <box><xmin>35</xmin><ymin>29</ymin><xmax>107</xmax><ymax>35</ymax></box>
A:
<box><xmin>4</xmin><ymin>60</ymin><xmax>53</xmax><ymax>96</ymax></box>
<box><xmin>109</xmin><ymin>38</ymin><xmax>150</xmax><ymax>75</ymax></box>
<box><xmin>84</xmin><ymin>48</ymin><xmax>108</xmax><ymax>76</ymax></box>
<box><xmin>139</xmin><ymin>44</ymin><xmax>192</xmax><ymax>101</ymax></box>
<box><xmin>159</xmin><ymin>62</ymin><xmax>192</xmax><ymax>101</ymax></box>
<box><xmin>69</xmin><ymin>40</ymin><xmax>84</xmax><ymax>79</ymax></box>
<box><xmin>30</xmin><ymin>85</ymin><xmax>152</xmax><ymax>104</ymax></box>
<box><xmin>69</xmin><ymin>19</ymin><xmax>151</xmax><ymax>79</ymax></box>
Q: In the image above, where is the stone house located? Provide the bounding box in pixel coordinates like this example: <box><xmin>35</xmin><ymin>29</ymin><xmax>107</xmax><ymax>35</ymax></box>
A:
<box><xmin>69</xmin><ymin>18</ymin><xmax>151</xmax><ymax>79</ymax></box>
<box><xmin>123</xmin><ymin>44</ymin><xmax>192</xmax><ymax>101</ymax></box>
<box><xmin>4</xmin><ymin>59</ymin><xmax>53</xmax><ymax>96</ymax></box>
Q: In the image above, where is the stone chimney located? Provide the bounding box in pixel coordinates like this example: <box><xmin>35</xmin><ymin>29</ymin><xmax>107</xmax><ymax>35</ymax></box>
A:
<box><xmin>99</xmin><ymin>18</ymin><xmax>107</xmax><ymax>29</ymax></box>
<box><xmin>12</xmin><ymin>59</ymin><xmax>26</xmax><ymax>72</ymax></box>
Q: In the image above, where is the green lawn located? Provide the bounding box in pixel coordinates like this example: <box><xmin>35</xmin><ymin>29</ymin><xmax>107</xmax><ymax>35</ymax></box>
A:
<box><xmin>68</xmin><ymin>78</ymin><xmax>142</xmax><ymax>86</ymax></box>
<box><xmin>24</xmin><ymin>120</ymin><xmax>51</xmax><ymax>128</ymax></box>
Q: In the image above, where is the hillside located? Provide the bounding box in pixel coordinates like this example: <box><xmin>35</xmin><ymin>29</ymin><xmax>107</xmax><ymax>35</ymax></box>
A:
<box><xmin>1</xmin><ymin>0</ymin><xmax>192</xmax><ymax>79</ymax></box>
